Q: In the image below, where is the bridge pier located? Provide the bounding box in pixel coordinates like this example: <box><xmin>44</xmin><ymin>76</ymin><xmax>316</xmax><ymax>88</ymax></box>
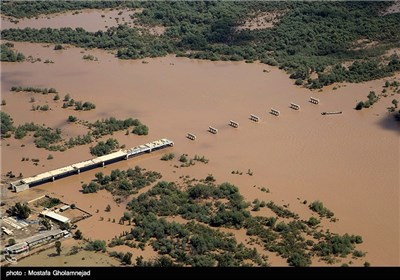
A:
<box><xmin>250</xmin><ymin>114</ymin><xmax>260</xmax><ymax>122</ymax></box>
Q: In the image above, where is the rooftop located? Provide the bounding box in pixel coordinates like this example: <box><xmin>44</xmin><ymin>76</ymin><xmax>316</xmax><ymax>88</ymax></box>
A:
<box><xmin>41</xmin><ymin>210</ymin><xmax>70</xmax><ymax>224</ymax></box>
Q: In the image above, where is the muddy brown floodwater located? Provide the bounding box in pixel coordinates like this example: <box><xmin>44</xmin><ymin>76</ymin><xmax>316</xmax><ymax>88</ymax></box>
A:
<box><xmin>1</xmin><ymin>39</ymin><xmax>399</xmax><ymax>266</ymax></box>
<box><xmin>1</xmin><ymin>9</ymin><xmax>138</xmax><ymax>32</ymax></box>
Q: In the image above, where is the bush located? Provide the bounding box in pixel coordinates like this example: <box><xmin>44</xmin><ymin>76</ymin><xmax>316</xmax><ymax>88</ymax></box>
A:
<box><xmin>74</xmin><ymin>229</ymin><xmax>83</xmax><ymax>240</ymax></box>
<box><xmin>1</xmin><ymin>43</ymin><xmax>25</xmax><ymax>62</ymax></box>
<box><xmin>68</xmin><ymin>115</ymin><xmax>77</xmax><ymax>122</ymax></box>
<box><xmin>307</xmin><ymin>217</ymin><xmax>320</xmax><ymax>227</ymax></box>
<box><xmin>90</xmin><ymin>138</ymin><xmax>119</xmax><ymax>156</ymax></box>
<box><xmin>132</xmin><ymin>124</ymin><xmax>149</xmax><ymax>135</ymax></box>
<box><xmin>85</xmin><ymin>240</ymin><xmax>106</xmax><ymax>252</ymax></box>
<box><xmin>54</xmin><ymin>44</ymin><xmax>63</xmax><ymax>50</ymax></box>
<box><xmin>82</xmin><ymin>181</ymin><xmax>99</xmax><ymax>194</ymax></box>
<box><xmin>309</xmin><ymin>201</ymin><xmax>334</xmax><ymax>218</ymax></box>
<box><xmin>1</xmin><ymin>112</ymin><xmax>15</xmax><ymax>137</ymax></box>
<box><xmin>179</xmin><ymin>154</ymin><xmax>188</xmax><ymax>163</ymax></box>
<box><xmin>161</xmin><ymin>153</ymin><xmax>175</xmax><ymax>161</ymax></box>
<box><xmin>355</xmin><ymin>101</ymin><xmax>364</xmax><ymax>110</ymax></box>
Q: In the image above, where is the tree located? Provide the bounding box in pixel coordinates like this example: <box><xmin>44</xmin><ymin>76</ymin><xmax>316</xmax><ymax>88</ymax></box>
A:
<box><xmin>64</xmin><ymin>94</ymin><xmax>70</xmax><ymax>101</ymax></box>
<box><xmin>55</xmin><ymin>241</ymin><xmax>62</xmax><ymax>255</ymax></box>
<box><xmin>392</xmin><ymin>99</ymin><xmax>398</xmax><ymax>108</ymax></box>
<box><xmin>10</xmin><ymin>202</ymin><xmax>31</xmax><ymax>219</ymax></box>
<box><xmin>287</xmin><ymin>252</ymin><xmax>311</xmax><ymax>267</ymax></box>
<box><xmin>355</xmin><ymin>101</ymin><xmax>364</xmax><ymax>110</ymax></box>
<box><xmin>8</xmin><ymin>239</ymin><xmax>16</xmax><ymax>246</ymax></box>
<box><xmin>53</xmin><ymin>94</ymin><xmax>60</xmax><ymax>101</ymax></box>
<box><xmin>54</xmin><ymin>44</ymin><xmax>63</xmax><ymax>50</ymax></box>
<box><xmin>40</xmin><ymin>218</ymin><xmax>52</xmax><ymax>230</ymax></box>
<box><xmin>122</xmin><ymin>252</ymin><xmax>133</xmax><ymax>265</ymax></box>
<box><xmin>68</xmin><ymin>115</ymin><xmax>77</xmax><ymax>122</ymax></box>
<box><xmin>123</xmin><ymin>212</ymin><xmax>132</xmax><ymax>221</ymax></box>
<box><xmin>105</xmin><ymin>205</ymin><xmax>111</xmax><ymax>212</ymax></box>
<box><xmin>1</xmin><ymin>112</ymin><xmax>15</xmax><ymax>137</ymax></box>
<box><xmin>85</xmin><ymin>240</ymin><xmax>106</xmax><ymax>252</ymax></box>
<box><xmin>73</xmin><ymin>229</ymin><xmax>83</xmax><ymax>240</ymax></box>
<box><xmin>1</xmin><ymin>99</ymin><xmax>6</xmax><ymax>106</ymax></box>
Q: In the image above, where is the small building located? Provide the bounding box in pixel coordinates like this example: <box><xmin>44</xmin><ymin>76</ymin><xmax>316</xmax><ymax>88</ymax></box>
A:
<box><xmin>1</xmin><ymin>226</ymin><xmax>13</xmax><ymax>235</ymax></box>
<box><xmin>5</xmin><ymin>242</ymin><xmax>29</xmax><ymax>254</ymax></box>
<box><xmin>40</xmin><ymin>210</ymin><xmax>70</xmax><ymax>225</ymax></box>
<box><xmin>5</xmin><ymin>229</ymin><xmax>68</xmax><ymax>254</ymax></box>
<box><xmin>25</xmin><ymin>229</ymin><xmax>66</xmax><ymax>248</ymax></box>
<box><xmin>59</xmin><ymin>205</ymin><xmax>70</xmax><ymax>212</ymax></box>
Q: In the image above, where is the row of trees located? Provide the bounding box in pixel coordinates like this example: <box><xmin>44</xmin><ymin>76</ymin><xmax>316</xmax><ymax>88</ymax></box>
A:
<box><xmin>11</xmin><ymin>86</ymin><xmax>57</xmax><ymax>94</ymax></box>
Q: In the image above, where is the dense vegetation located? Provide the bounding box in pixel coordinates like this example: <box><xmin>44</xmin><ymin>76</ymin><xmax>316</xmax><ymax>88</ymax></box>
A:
<box><xmin>10</xmin><ymin>202</ymin><xmax>31</xmax><ymax>219</ymax></box>
<box><xmin>86</xmin><ymin>117</ymin><xmax>144</xmax><ymax>138</ymax></box>
<box><xmin>1</xmin><ymin>43</ymin><xmax>25</xmax><ymax>62</ymax></box>
<box><xmin>2</xmin><ymin>1</ymin><xmax>400</xmax><ymax>87</ymax></box>
<box><xmin>89</xmin><ymin>138</ymin><xmax>119</xmax><ymax>156</ymax></box>
<box><xmin>309</xmin><ymin>201</ymin><xmax>334</xmax><ymax>218</ymax></box>
<box><xmin>1</xmin><ymin>112</ymin><xmax>15</xmax><ymax>138</ymax></box>
<box><xmin>82</xmin><ymin>166</ymin><xmax>162</xmax><ymax>196</ymax></box>
<box><xmin>83</xmin><ymin>175</ymin><xmax>365</xmax><ymax>267</ymax></box>
<box><xmin>1</xmin><ymin>1</ymin><xmax>122</xmax><ymax>18</ymax></box>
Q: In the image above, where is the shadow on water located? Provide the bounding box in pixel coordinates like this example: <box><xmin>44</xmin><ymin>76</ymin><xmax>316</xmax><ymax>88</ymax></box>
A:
<box><xmin>377</xmin><ymin>112</ymin><xmax>400</xmax><ymax>134</ymax></box>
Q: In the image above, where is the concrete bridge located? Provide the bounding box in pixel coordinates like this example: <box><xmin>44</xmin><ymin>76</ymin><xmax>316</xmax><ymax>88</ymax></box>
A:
<box><xmin>10</xmin><ymin>139</ymin><xmax>174</xmax><ymax>192</ymax></box>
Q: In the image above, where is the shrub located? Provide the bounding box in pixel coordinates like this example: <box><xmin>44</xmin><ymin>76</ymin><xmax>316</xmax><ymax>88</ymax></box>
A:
<box><xmin>161</xmin><ymin>153</ymin><xmax>175</xmax><ymax>161</ymax></box>
<box><xmin>68</xmin><ymin>115</ymin><xmax>77</xmax><ymax>122</ymax></box>
<box><xmin>85</xmin><ymin>240</ymin><xmax>106</xmax><ymax>252</ymax></box>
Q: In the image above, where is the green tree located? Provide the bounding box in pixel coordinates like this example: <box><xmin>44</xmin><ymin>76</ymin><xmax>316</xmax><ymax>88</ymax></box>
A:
<box><xmin>1</xmin><ymin>99</ymin><xmax>6</xmax><ymax>106</ymax></box>
<box><xmin>392</xmin><ymin>99</ymin><xmax>398</xmax><ymax>108</ymax></box>
<box><xmin>10</xmin><ymin>202</ymin><xmax>31</xmax><ymax>219</ymax></box>
<box><xmin>68</xmin><ymin>115</ymin><xmax>77</xmax><ymax>122</ymax></box>
<box><xmin>287</xmin><ymin>253</ymin><xmax>311</xmax><ymax>267</ymax></box>
<box><xmin>355</xmin><ymin>101</ymin><xmax>364</xmax><ymax>110</ymax></box>
<box><xmin>73</xmin><ymin>229</ymin><xmax>83</xmax><ymax>240</ymax></box>
<box><xmin>55</xmin><ymin>241</ymin><xmax>62</xmax><ymax>255</ymax></box>
<box><xmin>85</xmin><ymin>240</ymin><xmax>106</xmax><ymax>252</ymax></box>
<box><xmin>8</xmin><ymin>239</ymin><xmax>16</xmax><ymax>246</ymax></box>
<box><xmin>40</xmin><ymin>218</ymin><xmax>52</xmax><ymax>230</ymax></box>
<box><xmin>1</xmin><ymin>112</ymin><xmax>15</xmax><ymax>137</ymax></box>
<box><xmin>122</xmin><ymin>252</ymin><xmax>133</xmax><ymax>265</ymax></box>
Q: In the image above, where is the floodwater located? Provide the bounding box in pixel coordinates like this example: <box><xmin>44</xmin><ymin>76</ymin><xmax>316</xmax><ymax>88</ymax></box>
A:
<box><xmin>1</xmin><ymin>39</ymin><xmax>399</xmax><ymax>266</ymax></box>
<box><xmin>13</xmin><ymin>239</ymin><xmax>120</xmax><ymax>267</ymax></box>
<box><xmin>1</xmin><ymin>9</ymin><xmax>138</xmax><ymax>32</ymax></box>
